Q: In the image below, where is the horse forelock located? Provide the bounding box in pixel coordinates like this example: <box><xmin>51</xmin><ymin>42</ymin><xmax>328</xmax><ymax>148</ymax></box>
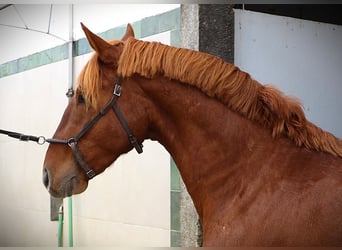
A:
<box><xmin>116</xmin><ymin>37</ymin><xmax>342</xmax><ymax>157</ymax></box>
<box><xmin>77</xmin><ymin>53</ymin><xmax>101</xmax><ymax>109</ymax></box>
<box><xmin>77</xmin><ymin>39</ymin><xmax>122</xmax><ymax>109</ymax></box>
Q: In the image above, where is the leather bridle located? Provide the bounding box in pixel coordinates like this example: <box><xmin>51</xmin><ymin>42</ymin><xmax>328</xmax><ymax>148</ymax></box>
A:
<box><xmin>46</xmin><ymin>76</ymin><xmax>143</xmax><ymax>179</ymax></box>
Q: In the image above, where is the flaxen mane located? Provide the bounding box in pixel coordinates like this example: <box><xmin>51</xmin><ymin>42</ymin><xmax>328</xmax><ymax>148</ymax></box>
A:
<box><xmin>79</xmin><ymin>37</ymin><xmax>342</xmax><ymax>157</ymax></box>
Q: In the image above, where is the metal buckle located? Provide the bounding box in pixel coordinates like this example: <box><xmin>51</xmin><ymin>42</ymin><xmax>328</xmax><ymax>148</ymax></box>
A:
<box><xmin>113</xmin><ymin>84</ymin><xmax>121</xmax><ymax>97</ymax></box>
<box><xmin>86</xmin><ymin>169</ymin><xmax>96</xmax><ymax>179</ymax></box>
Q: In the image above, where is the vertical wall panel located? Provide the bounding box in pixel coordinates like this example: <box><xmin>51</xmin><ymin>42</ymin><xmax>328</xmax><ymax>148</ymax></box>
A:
<box><xmin>235</xmin><ymin>9</ymin><xmax>342</xmax><ymax>138</ymax></box>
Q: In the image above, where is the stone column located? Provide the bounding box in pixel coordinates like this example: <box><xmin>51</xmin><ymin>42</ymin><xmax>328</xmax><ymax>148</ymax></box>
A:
<box><xmin>198</xmin><ymin>4</ymin><xmax>234</xmax><ymax>63</ymax></box>
<box><xmin>178</xmin><ymin>4</ymin><xmax>235</xmax><ymax>247</ymax></box>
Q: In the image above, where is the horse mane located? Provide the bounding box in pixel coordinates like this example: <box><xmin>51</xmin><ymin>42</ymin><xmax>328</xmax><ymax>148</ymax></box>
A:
<box><xmin>78</xmin><ymin>37</ymin><xmax>342</xmax><ymax>157</ymax></box>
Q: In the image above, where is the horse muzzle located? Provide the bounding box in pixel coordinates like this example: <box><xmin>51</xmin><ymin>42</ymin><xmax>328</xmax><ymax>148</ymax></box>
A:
<box><xmin>43</xmin><ymin>166</ymin><xmax>86</xmax><ymax>198</ymax></box>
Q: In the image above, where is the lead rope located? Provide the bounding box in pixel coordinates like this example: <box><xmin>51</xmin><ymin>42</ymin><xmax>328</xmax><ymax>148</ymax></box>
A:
<box><xmin>0</xmin><ymin>129</ymin><xmax>47</xmax><ymax>145</ymax></box>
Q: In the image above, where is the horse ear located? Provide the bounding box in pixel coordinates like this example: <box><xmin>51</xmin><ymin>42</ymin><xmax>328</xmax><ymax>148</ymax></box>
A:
<box><xmin>121</xmin><ymin>23</ymin><xmax>135</xmax><ymax>41</ymax></box>
<box><xmin>81</xmin><ymin>22</ymin><xmax>122</xmax><ymax>64</ymax></box>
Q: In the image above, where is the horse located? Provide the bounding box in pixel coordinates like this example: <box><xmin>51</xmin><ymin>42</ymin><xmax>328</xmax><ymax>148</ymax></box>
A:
<box><xmin>43</xmin><ymin>23</ymin><xmax>342</xmax><ymax>246</ymax></box>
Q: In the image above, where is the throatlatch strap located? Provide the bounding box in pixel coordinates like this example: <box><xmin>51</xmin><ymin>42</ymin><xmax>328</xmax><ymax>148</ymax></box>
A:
<box><xmin>112</xmin><ymin>102</ymin><xmax>143</xmax><ymax>154</ymax></box>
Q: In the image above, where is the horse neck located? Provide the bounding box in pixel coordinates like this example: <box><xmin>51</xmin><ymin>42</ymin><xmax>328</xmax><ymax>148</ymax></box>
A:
<box><xmin>138</xmin><ymin>76</ymin><xmax>279</xmax><ymax>218</ymax></box>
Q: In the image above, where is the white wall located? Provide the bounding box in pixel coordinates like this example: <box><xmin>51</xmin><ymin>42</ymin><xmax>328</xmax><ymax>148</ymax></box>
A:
<box><xmin>0</xmin><ymin>5</ymin><xmax>177</xmax><ymax>247</ymax></box>
<box><xmin>234</xmin><ymin>9</ymin><xmax>342</xmax><ymax>138</ymax></box>
<box><xmin>0</xmin><ymin>60</ymin><xmax>68</xmax><ymax>246</ymax></box>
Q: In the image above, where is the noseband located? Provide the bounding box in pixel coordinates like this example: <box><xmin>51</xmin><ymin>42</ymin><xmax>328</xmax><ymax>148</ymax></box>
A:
<box><xmin>47</xmin><ymin>76</ymin><xmax>143</xmax><ymax>179</ymax></box>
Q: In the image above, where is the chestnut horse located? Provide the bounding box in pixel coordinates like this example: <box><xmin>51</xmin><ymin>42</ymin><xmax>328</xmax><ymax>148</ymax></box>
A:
<box><xmin>43</xmin><ymin>23</ymin><xmax>342</xmax><ymax>246</ymax></box>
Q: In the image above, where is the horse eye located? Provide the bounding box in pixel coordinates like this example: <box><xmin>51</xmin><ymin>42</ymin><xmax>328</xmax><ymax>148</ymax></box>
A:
<box><xmin>77</xmin><ymin>93</ymin><xmax>85</xmax><ymax>104</ymax></box>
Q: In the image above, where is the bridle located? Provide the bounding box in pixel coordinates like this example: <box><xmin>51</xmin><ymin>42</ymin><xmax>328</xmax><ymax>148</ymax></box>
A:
<box><xmin>46</xmin><ymin>76</ymin><xmax>143</xmax><ymax>179</ymax></box>
<box><xmin>0</xmin><ymin>77</ymin><xmax>135</xmax><ymax>182</ymax></box>
<box><xmin>0</xmin><ymin>76</ymin><xmax>143</xmax><ymax>179</ymax></box>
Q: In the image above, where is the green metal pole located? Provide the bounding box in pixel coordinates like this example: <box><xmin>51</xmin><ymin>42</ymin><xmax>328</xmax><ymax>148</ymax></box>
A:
<box><xmin>57</xmin><ymin>205</ymin><xmax>63</xmax><ymax>247</ymax></box>
<box><xmin>68</xmin><ymin>196</ymin><xmax>73</xmax><ymax>247</ymax></box>
<box><xmin>67</xmin><ymin>4</ymin><xmax>74</xmax><ymax>248</ymax></box>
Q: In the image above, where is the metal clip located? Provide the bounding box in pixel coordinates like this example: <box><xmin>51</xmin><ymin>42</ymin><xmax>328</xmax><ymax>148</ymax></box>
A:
<box><xmin>67</xmin><ymin>137</ymin><xmax>77</xmax><ymax>147</ymax></box>
<box><xmin>113</xmin><ymin>84</ymin><xmax>121</xmax><ymax>97</ymax></box>
<box><xmin>37</xmin><ymin>136</ymin><xmax>46</xmax><ymax>145</ymax></box>
<box><xmin>66</xmin><ymin>88</ymin><xmax>74</xmax><ymax>98</ymax></box>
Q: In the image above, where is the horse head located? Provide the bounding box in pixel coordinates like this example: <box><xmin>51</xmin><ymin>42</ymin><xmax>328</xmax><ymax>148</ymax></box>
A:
<box><xmin>43</xmin><ymin>24</ymin><xmax>149</xmax><ymax>198</ymax></box>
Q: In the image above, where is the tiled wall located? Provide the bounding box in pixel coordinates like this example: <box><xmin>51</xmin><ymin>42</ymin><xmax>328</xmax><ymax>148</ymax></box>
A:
<box><xmin>170</xmin><ymin>158</ymin><xmax>181</xmax><ymax>246</ymax></box>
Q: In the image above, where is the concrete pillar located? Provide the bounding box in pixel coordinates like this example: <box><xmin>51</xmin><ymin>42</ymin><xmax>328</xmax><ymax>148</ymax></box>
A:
<box><xmin>179</xmin><ymin>4</ymin><xmax>201</xmax><ymax>247</ymax></box>
<box><xmin>178</xmin><ymin>4</ymin><xmax>235</xmax><ymax>247</ymax></box>
<box><xmin>199</xmin><ymin>4</ymin><xmax>234</xmax><ymax>63</ymax></box>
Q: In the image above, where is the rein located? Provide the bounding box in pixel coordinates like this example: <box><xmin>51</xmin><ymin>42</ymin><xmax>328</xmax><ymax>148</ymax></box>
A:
<box><xmin>0</xmin><ymin>76</ymin><xmax>143</xmax><ymax>179</ymax></box>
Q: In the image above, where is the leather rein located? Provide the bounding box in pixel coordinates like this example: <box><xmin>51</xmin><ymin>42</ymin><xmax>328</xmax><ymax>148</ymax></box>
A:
<box><xmin>0</xmin><ymin>76</ymin><xmax>143</xmax><ymax>179</ymax></box>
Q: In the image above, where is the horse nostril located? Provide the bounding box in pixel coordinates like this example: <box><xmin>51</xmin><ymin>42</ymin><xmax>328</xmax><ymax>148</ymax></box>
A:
<box><xmin>43</xmin><ymin>168</ymin><xmax>49</xmax><ymax>188</ymax></box>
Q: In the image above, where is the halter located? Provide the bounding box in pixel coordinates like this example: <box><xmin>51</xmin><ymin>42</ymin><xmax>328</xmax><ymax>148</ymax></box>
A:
<box><xmin>37</xmin><ymin>76</ymin><xmax>141</xmax><ymax>180</ymax></box>
<box><xmin>45</xmin><ymin>76</ymin><xmax>143</xmax><ymax>179</ymax></box>
<box><xmin>0</xmin><ymin>76</ymin><xmax>143</xmax><ymax>179</ymax></box>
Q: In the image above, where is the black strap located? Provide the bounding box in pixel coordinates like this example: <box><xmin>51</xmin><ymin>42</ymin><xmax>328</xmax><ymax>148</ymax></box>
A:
<box><xmin>74</xmin><ymin>95</ymin><xmax>115</xmax><ymax>141</ymax></box>
<box><xmin>69</xmin><ymin>141</ymin><xmax>96</xmax><ymax>179</ymax></box>
<box><xmin>112</xmin><ymin>102</ymin><xmax>143</xmax><ymax>154</ymax></box>
<box><xmin>111</xmin><ymin>77</ymin><xmax>143</xmax><ymax>154</ymax></box>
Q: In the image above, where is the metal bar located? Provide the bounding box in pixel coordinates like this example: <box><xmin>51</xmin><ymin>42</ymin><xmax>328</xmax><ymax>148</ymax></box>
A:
<box><xmin>47</xmin><ymin>4</ymin><xmax>53</xmax><ymax>34</ymax></box>
<box><xmin>58</xmin><ymin>204</ymin><xmax>64</xmax><ymax>247</ymax></box>
<box><xmin>68</xmin><ymin>196</ymin><xmax>73</xmax><ymax>247</ymax></box>
<box><xmin>0</xmin><ymin>4</ymin><xmax>12</xmax><ymax>11</ymax></box>
<box><xmin>66</xmin><ymin>4</ymin><xmax>75</xmax><ymax>98</ymax></box>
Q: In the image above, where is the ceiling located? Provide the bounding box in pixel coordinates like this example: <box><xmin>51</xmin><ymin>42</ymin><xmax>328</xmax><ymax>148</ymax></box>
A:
<box><xmin>0</xmin><ymin>4</ymin><xmax>11</xmax><ymax>11</ymax></box>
